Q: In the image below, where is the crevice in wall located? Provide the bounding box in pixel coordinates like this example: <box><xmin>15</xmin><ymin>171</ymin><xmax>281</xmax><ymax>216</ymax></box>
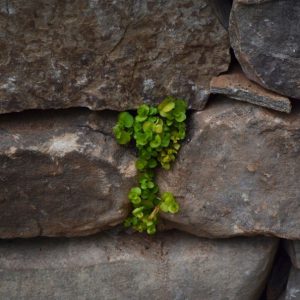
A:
<box><xmin>208</xmin><ymin>0</ymin><xmax>233</xmax><ymax>30</ymax></box>
<box><xmin>259</xmin><ymin>240</ymin><xmax>291</xmax><ymax>300</ymax></box>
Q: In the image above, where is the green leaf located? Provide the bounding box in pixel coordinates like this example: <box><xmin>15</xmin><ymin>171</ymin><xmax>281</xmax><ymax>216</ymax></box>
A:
<box><xmin>148</xmin><ymin>159</ymin><xmax>158</xmax><ymax>168</ymax></box>
<box><xmin>135</xmin><ymin>132</ymin><xmax>149</xmax><ymax>146</ymax></box>
<box><xmin>136</xmin><ymin>104</ymin><xmax>150</xmax><ymax>122</ymax></box>
<box><xmin>161</xmin><ymin>133</ymin><xmax>171</xmax><ymax>147</ymax></box>
<box><xmin>158</xmin><ymin>98</ymin><xmax>175</xmax><ymax>116</ymax></box>
<box><xmin>161</xmin><ymin>192</ymin><xmax>175</xmax><ymax>204</ymax></box>
<box><xmin>143</xmin><ymin>121</ymin><xmax>153</xmax><ymax>132</ymax></box>
<box><xmin>136</xmin><ymin>115</ymin><xmax>147</xmax><ymax>122</ymax></box>
<box><xmin>117</xmin><ymin>131</ymin><xmax>131</xmax><ymax>144</ymax></box>
<box><xmin>175</xmin><ymin>112</ymin><xmax>186</xmax><ymax>122</ymax></box>
<box><xmin>129</xmin><ymin>187</ymin><xmax>141</xmax><ymax>196</ymax></box>
<box><xmin>150</xmin><ymin>134</ymin><xmax>161</xmax><ymax>148</ymax></box>
<box><xmin>133</xmin><ymin>207</ymin><xmax>144</xmax><ymax>219</ymax></box>
<box><xmin>168</xmin><ymin>202</ymin><xmax>179</xmax><ymax>213</ymax></box>
<box><xmin>159</xmin><ymin>202</ymin><xmax>169</xmax><ymax>213</ymax></box>
<box><xmin>149</xmin><ymin>107</ymin><xmax>158</xmax><ymax>115</ymax></box>
<box><xmin>118</xmin><ymin>112</ymin><xmax>134</xmax><ymax>128</ymax></box>
<box><xmin>136</xmin><ymin>158</ymin><xmax>148</xmax><ymax>170</ymax></box>
<box><xmin>131</xmin><ymin>196</ymin><xmax>141</xmax><ymax>205</ymax></box>
<box><xmin>147</xmin><ymin>224</ymin><xmax>156</xmax><ymax>235</ymax></box>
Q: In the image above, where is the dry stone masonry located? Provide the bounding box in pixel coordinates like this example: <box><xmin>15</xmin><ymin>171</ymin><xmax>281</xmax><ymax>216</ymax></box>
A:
<box><xmin>0</xmin><ymin>0</ymin><xmax>299</xmax><ymax>299</ymax></box>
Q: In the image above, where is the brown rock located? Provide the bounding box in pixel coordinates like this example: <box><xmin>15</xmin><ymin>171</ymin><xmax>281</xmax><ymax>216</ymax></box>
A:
<box><xmin>0</xmin><ymin>229</ymin><xmax>277</xmax><ymax>300</ymax></box>
<box><xmin>230</xmin><ymin>0</ymin><xmax>300</xmax><ymax>99</ymax></box>
<box><xmin>0</xmin><ymin>109</ymin><xmax>136</xmax><ymax>238</ymax></box>
<box><xmin>0</xmin><ymin>0</ymin><xmax>230</xmax><ymax>113</ymax></box>
<box><xmin>210</xmin><ymin>67</ymin><xmax>291</xmax><ymax>113</ymax></box>
<box><xmin>158</xmin><ymin>97</ymin><xmax>300</xmax><ymax>239</ymax></box>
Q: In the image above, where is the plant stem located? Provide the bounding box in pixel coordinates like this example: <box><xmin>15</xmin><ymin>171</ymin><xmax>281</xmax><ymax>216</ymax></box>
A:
<box><xmin>149</xmin><ymin>205</ymin><xmax>160</xmax><ymax>220</ymax></box>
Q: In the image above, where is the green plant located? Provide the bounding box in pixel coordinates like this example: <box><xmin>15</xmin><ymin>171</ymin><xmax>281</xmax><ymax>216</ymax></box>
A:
<box><xmin>113</xmin><ymin>96</ymin><xmax>187</xmax><ymax>234</ymax></box>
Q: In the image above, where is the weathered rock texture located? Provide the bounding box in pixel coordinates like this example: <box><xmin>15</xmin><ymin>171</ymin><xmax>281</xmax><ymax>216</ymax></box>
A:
<box><xmin>0</xmin><ymin>109</ymin><xmax>136</xmax><ymax>238</ymax></box>
<box><xmin>210</xmin><ymin>67</ymin><xmax>291</xmax><ymax>113</ymax></box>
<box><xmin>0</xmin><ymin>229</ymin><xmax>277</xmax><ymax>300</ymax></box>
<box><xmin>280</xmin><ymin>267</ymin><xmax>300</xmax><ymax>300</ymax></box>
<box><xmin>0</xmin><ymin>0</ymin><xmax>230</xmax><ymax>113</ymax></box>
<box><xmin>230</xmin><ymin>0</ymin><xmax>300</xmax><ymax>99</ymax></box>
<box><xmin>159</xmin><ymin>98</ymin><xmax>300</xmax><ymax>239</ymax></box>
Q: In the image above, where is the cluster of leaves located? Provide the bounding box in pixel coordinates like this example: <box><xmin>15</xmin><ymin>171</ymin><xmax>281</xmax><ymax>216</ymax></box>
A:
<box><xmin>113</xmin><ymin>96</ymin><xmax>187</xmax><ymax>234</ymax></box>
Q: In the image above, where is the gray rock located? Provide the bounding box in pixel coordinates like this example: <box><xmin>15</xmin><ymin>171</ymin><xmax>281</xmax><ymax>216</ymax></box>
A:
<box><xmin>285</xmin><ymin>241</ymin><xmax>300</xmax><ymax>269</ymax></box>
<box><xmin>210</xmin><ymin>67</ymin><xmax>291</xmax><ymax>113</ymax></box>
<box><xmin>0</xmin><ymin>229</ymin><xmax>277</xmax><ymax>300</ymax></box>
<box><xmin>159</xmin><ymin>98</ymin><xmax>300</xmax><ymax>239</ymax></box>
<box><xmin>280</xmin><ymin>267</ymin><xmax>300</xmax><ymax>300</ymax></box>
<box><xmin>230</xmin><ymin>0</ymin><xmax>300</xmax><ymax>99</ymax></box>
<box><xmin>0</xmin><ymin>0</ymin><xmax>230</xmax><ymax>113</ymax></box>
<box><xmin>0</xmin><ymin>109</ymin><xmax>136</xmax><ymax>238</ymax></box>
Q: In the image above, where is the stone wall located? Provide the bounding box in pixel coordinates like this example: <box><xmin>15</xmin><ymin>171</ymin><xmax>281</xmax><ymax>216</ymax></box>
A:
<box><xmin>0</xmin><ymin>1</ymin><xmax>299</xmax><ymax>299</ymax></box>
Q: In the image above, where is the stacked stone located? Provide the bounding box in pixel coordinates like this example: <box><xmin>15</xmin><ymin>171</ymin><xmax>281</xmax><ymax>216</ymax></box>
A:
<box><xmin>0</xmin><ymin>0</ymin><xmax>299</xmax><ymax>299</ymax></box>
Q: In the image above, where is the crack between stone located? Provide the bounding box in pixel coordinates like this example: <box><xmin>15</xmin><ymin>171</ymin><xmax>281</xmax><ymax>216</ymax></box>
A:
<box><xmin>5</xmin><ymin>0</ymin><xmax>9</xmax><ymax>15</ymax></box>
<box><xmin>109</xmin><ymin>22</ymin><xmax>131</xmax><ymax>55</ymax></box>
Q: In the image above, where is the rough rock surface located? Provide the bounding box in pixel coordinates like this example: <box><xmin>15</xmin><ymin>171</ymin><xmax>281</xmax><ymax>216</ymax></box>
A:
<box><xmin>280</xmin><ymin>267</ymin><xmax>300</xmax><ymax>300</ymax></box>
<box><xmin>230</xmin><ymin>0</ymin><xmax>300</xmax><ymax>99</ymax></box>
<box><xmin>285</xmin><ymin>241</ymin><xmax>300</xmax><ymax>269</ymax></box>
<box><xmin>0</xmin><ymin>0</ymin><xmax>230</xmax><ymax>113</ymax></box>
<box><xmin>159</xmin><ymin>98</ymin><xmax>300</xmax><ymax>239</ymax></box>
<box><xmin>0</xmin><ymin>229</ymin><xmax>277</xmax><ymax>300</ymax></box>
<box><xmin>210</xmin><ymin>67</ymin><xmax>291</xmax><ymax>113</ymax></box>
<box><xmin>0</xmin><ymin>109</ymin><xmax>136</xmax><ymax>238</ymax></box>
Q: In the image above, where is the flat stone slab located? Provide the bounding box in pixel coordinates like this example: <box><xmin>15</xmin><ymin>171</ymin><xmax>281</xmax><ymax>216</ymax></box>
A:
<box><xmin>159</xmin><ymin>98</ymin><xmax>300</xmax><ymax>239</ymax></box>
<box><xmin>0</xmin><ymin>109</ymin><xmax>136</xmax><ymax>238</ymax></box>
<box><xmin>210</xmin><ymin>67</ymin><xmax>291</xmax><ymax>113</ymax></box>
<box><xmin>0</xmin><ymin>229</ymin><xmax>277</xmax><ymax>300</ymax></box>
<box><xmin>0</xmin><ymin>0</ymin><xmax>230</xmax><ymax>113</ymax></box>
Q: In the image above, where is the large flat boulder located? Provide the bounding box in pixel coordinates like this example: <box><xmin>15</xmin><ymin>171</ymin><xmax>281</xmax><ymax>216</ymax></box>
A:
<box><xmin>0</xmin><ymin>109</ymin><xmax>136</xmax><ymax>238</ymax></box>
<box><xmin>210</xmin><ymin>67</ymin><xmax>291</xmax><ymax>113</ymax></box>
<box><xmin>0</xmin><ymin>0</ymin><xmax>230</xmax><ymax>113</ymax></box>
<box><xmin>159</xmin><ymin>97</ymin><xmax>300</xmax><ymax>239</ymax></box>
<box><xmin>0</xmin><ymin>229</ymin><xmax>277</xmax><ymax>300</ymax></box>
<box><xmin>230</xmin><ymin>0</ymin><xmax>300</xmax><ymax>99</ymax></box>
